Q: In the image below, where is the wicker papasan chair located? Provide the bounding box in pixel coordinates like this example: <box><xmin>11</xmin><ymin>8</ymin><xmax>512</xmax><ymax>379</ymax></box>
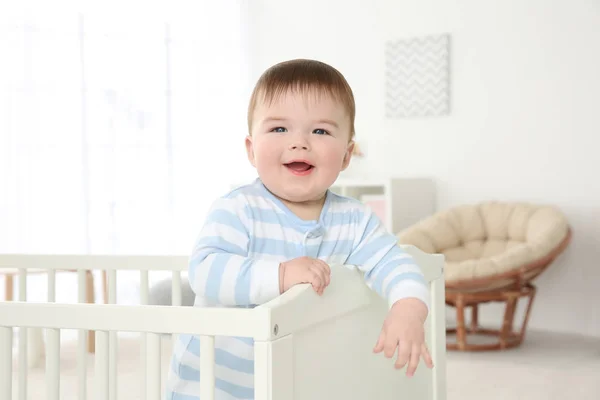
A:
<box><xmin>397</xmin><ymin>201</ymin><xmax>571</xmax><ymax>351</ymax></box>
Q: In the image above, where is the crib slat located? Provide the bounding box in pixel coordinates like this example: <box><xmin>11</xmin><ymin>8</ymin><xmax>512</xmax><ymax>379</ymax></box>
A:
<box><xmin>78</xmin><ymin>270</ymin><xmax>87</xmax><ymax>400</ymax></box>
<box><xmin>108</xmin><ymin>269</ymin><xmax>117</xmax><ymax>304</ymax></box>
<box><xmin>171</xmin><ymin>271</ymin><xmax>182</xmax><ymax>306</ymax></box>
<box><xmin>46</xmin><ymin>328</ymin><xmax>60</xmax><ymax>400</ymax></box>
<box><xmin>18</xmin><ymin>268</ymin><xmax>27</xmax><ymax>400</ymax></box>
<box><xmin>95</xmin><ymin>331</ymin><xmax>109</xmax><ymax>400</ymax></box>
<box><xmin>253</xmin><ymin>341</ymin><xmax>268</xmax><ymax>400</ymax></box>
<box><xmin>109</xmin><ymin>331</ymin><xmax>118</xmax><ymax>400</ymax></box>
<box><xmin>77</xmin><ymin>330</ymin><xmax>87</xmax><ymax>399</ymax></box>
<box><xmin>140</xmin><ymin>270</ymin><xmax>149</xmax><ymax>305</ymax></box>
<box><xmin>0</xmin><ymin>327</ymin><xmax>12</xmax><ymax>400</ymax></box>
<box><xmin>47</xmin><ymin>270</ymin><xmax>56</xmax><ymax>302</ymax></box>
<box><xmin>107</xmin><ymin>270</ymin><xmax>118</xmax><ymax>400</ymax></box>
<box><xmin>18</xmin><ymin>269</ymin><xmax>26</xmax><ymax>300</ymax></box>
<box><xmin>46</xmin><ymin>271</ymin><xmax>60</xmax><ymax>400</ymax></box>
<box><xmin>200</xmin><ymin>335</ymin><xmax>215</xmax><ymax>400</ymax></box>
<box><xmin>140</xmin><ymin>270</ymin><xmax>149</xmax><ymax>400</ymax></box>
<box><xmin>171</xmin><ymin>271</ymin><xmax>182</xmax><ymax>343</ymax></box>
<box><xmin>145</xmin><ymin>333</ymin><xmax>161</xmax><ymax>400</ymax></box>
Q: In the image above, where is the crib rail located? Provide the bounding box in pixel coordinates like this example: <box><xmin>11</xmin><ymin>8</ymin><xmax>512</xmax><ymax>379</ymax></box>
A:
<box><xmin>0</xmin><ymin>254</ymin><xmax>189</xmax><ymax>400</ymax></box>
<box><xmin>0</xmin><ymin>254</ymin><xmax>188</xmax><ymax>272</ymax></box>
<box><xmin>0</xmin><ymin>301</ymin><xmax>273</xmax><ymax>338</ymax></box>
<box><xmin>0</xmin><ymin>302</ymin><xmax>272</xmax><ymax>400</ymax></box>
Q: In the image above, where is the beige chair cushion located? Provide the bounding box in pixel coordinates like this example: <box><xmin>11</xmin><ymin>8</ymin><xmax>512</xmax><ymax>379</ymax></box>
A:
<box><xmin>397</xmin><ymin>202</ymin><xmax>569</xmax><ymax>284</ymax></box>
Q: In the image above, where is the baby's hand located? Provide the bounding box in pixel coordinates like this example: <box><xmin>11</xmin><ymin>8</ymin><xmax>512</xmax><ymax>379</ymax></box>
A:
<box><xmin>373</xmin><ymin>298</ymin><xmax>434</xmax><ymax>376</ymax></box>
<box><xmin>279</xmin><ymin>256</ymin><xmax>331</xmax><ymax>295</ymax></box>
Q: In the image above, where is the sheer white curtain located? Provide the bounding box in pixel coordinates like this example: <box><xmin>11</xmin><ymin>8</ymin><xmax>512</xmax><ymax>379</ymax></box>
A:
<box><xmin>0</xmin><ymin>3</ymin><xmax>256</xmax><ymax>257</ymax></box>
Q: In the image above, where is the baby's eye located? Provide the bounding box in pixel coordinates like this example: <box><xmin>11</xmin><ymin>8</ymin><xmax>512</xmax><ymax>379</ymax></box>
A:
<box><xmin>313</xmin><ymin>128</ymin><xmax>329</xmax><ymax>135</ymax></box>
<box><xmin>271</xmin><ymin>127</ymin><xmax>287</xmax><ymax>133</ymax></box>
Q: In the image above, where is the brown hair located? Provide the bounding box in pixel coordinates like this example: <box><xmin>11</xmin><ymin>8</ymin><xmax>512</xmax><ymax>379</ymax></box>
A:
<box><xmin>247</xmin><ymin>59</ymin><xmax>356</xmax><ymax>139</ymax></box>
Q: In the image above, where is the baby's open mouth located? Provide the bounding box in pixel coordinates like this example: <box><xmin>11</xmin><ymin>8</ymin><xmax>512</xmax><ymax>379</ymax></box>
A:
<box><xmin>284</xmin><ymin>161</ymin><xmax>314</xmax><ymax>174</ymax></box>
<box><xmin>285</xmin><ymin>161</ymin><xmax>313</xmax><ymax>171</ymax></box>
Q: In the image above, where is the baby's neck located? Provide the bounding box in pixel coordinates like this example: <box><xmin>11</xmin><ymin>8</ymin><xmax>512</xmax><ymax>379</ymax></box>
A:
<box><xmin>280</xmin><ymin>196</ymin><xmax>326</xmax><ymax>221</ymax></box>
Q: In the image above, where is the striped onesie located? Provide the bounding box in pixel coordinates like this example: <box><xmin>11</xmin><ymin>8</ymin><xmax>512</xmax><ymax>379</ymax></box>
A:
<box><xmin>165</xmin><ymin>178</ymin><xmax>429</xmax><ymax>400</ymax></box>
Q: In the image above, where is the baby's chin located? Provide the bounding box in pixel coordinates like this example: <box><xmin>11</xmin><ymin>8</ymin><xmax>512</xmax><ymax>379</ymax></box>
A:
<box><xmin>285</xmin><ymin>193</ymin><xmax>326</xmax><ymax>205</ymax></box>
<box><xmin>270</xmin><ymin>185</ymin><xmax>328</xmax><ymax>205</ymax></box>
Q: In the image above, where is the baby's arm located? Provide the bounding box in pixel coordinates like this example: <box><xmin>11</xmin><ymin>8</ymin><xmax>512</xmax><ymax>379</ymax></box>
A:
<box><xmin>345</xmin><ymin>207</ymin><xmax>430</xmax><ymax>313</ymax></box>
<box><xmin>187</xmin><ymin>196</ymin><xmax>280</xmax><ymax>306</ymax></box>
<box><xmin>347</xmin><ymin>207</ymin><xmax>433</xmax><ymax>374</ymax></box>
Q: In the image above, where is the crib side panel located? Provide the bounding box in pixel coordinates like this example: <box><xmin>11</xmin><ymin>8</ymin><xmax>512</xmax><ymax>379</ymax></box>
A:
<box><xmin>280</xmin><ymin>247</ymin><xmax>445</xmax><ymax>400</ymax></box>
<box><xmin>430</xmin><ymin>273</ymin><xmax>447</xmax><ymax>400</ymax></box>
<box><xmin>254</xmin><ymin>336</ymin><xmax>294</xmax><ymax>400</ymax></box>
<box><xmin>403</xmin><ymin>245</ymin><xmax>447</xmax><ymax>400</ymax></box>
<box><xmin>287</xmin><ymin>291</ymin><xmax>433</xmax><ymax>400</ymax></box>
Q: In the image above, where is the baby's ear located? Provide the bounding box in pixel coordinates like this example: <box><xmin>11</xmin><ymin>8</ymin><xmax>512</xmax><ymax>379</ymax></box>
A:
<box><xmin>245</xmin><ymin>135</ymin><xmax>256</xmax><ymax>167</ymax></box>
<box><xmin>342</xmin><ymin>140</ymin><xmax>355</xmax><ymax>170</ymax></box>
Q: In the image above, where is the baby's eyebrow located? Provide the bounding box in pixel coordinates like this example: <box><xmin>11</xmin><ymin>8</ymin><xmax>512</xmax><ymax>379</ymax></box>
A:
<box><xmin>316</xmin><ymin>119</ymin><xmax>339</xmax><ymax>128</ymax></box>
<box><xmin>261</xmin><ymin>117</ymin><xmax>287</xmax><ymax>124</ymax></box>
<box><xmin>260</xmin><ymin>117</ymin><xmax>339</xmax><ymax>129</ymax></box>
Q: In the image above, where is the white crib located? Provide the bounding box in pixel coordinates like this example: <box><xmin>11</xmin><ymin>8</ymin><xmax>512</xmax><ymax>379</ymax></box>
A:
<box><xmin>0</xmin><ymin>245</ymin><xmax>446</xmax><ymax>400</ymax></box>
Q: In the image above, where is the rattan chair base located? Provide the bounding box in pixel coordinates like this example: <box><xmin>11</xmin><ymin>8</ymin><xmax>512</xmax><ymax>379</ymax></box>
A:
<box><xmin>445</xmin><ymin>283</ymin><xmax>536</xmax><ymax>351</ymax></box>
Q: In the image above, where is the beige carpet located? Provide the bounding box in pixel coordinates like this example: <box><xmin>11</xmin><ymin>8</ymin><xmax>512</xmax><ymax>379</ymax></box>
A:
<box><xmin>9</xmin><ymin>330</ymin><xmax>600</xmax><ymax>400</ymax></box>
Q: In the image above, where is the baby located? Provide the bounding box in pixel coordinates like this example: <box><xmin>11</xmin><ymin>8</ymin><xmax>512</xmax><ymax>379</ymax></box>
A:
<box><xmin>166</xmin><ymin>59</ymin><xmax>433</xmax><ymax>400</ymax></box>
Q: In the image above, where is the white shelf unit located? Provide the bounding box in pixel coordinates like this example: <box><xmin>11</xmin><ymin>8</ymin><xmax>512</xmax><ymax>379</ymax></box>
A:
<box><xmin>330</xmin><ymin>178</ymin><xmax>436</xmax><ymax>235</ymax></box>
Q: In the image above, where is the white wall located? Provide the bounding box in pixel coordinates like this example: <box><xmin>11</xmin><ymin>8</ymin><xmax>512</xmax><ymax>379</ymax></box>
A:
<box><xmin>247</xmin><ymin>0</ymin><xmax>600</xmax><ymax>338</ymax></box>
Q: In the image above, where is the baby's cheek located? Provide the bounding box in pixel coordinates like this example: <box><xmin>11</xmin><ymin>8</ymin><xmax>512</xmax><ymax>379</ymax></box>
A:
<box><xmin>256</xmin><ymin>143</ymin><xmax>279</xmax><ymax>162</ymax></box>
<box><xmin>323</xmin><ymin>152</ymin><xmax>346</xmax><ymax>169</ymax></box>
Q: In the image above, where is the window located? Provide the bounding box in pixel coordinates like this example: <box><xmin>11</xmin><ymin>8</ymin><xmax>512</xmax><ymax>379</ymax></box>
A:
<box><xmin>0</xmin><ymin>3</ymin><xmax>256</xmax><ymax>256</ymax></box>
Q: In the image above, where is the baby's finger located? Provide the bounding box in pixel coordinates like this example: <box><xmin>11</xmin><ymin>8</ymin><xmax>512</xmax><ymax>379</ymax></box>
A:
<box><xmin>383</xmin><ymin>334</ymin><xmax>398</xmax><ymax>358</ymax></box>
<box><xmin>319</xmin><ymin>260</ymin><xmax>331</xmax><ymax>281</ymax></box>
<box><xmin>421</xmin><ymin>343</ymin><xmax>434</xmax><ymax>368</ymax></box>
<box><xmin>310</xmin><ymin>280</ymin><xmax>319</xmax><ymax>293</ymax></box>
<box><xmin>394</xmin><ymin>341</ymin><xmax>410</xmax><ymax>370</ymax></box>
<box><xmin>313</xmin><ymin>260</ymin><xmax>331</xmax><ymax>285</ymax></box>
<box><xmin>309</xmin><ymin>265</ymin><xmax>327</xmax><ymax>291</ymax></box>
<box><xmin>373</xmin><ymin>331</ymin><xmax>385</xmax><ymax>353</ymax></box>
<box><xmin>405</xmin><ymin>344</ymin><xmax>421</xmax><ymax>377</ymax></box>
<box><xmin>308</xmin><ymin>270</ymin><xmax>323</xmax><ymax>294</ymax></box>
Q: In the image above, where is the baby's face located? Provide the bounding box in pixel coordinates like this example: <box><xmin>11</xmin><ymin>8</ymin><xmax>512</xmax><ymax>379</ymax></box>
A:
<box><xmin>246</xmin><ymin>89</ymin><xmax>354</xmax><ymax>204</ymax></box>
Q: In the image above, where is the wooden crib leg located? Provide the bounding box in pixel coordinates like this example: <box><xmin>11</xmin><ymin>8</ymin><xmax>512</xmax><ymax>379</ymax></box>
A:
<box><xmin>86</xmin><ymin>271</ymin><xmax>96</xmax><ymax>353</ymax></box>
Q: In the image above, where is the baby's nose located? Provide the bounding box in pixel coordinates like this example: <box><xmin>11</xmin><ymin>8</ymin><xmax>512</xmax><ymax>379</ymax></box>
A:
<box><xmin>290</xmin><ymin>143</ymin><xmax>309</xmax><ymax>150</ymax></box>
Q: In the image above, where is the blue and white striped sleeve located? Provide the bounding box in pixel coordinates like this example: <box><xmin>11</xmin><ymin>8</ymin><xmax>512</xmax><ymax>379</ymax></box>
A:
<box><xmin>187</xmin><ymin>196</ymin><xmax>281</xmax><ymax>307</ymax></box>
<box><xmin>345</xmin><ymin>207</ymin><xmax>430</xmax><ymax>311</ymax></box>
